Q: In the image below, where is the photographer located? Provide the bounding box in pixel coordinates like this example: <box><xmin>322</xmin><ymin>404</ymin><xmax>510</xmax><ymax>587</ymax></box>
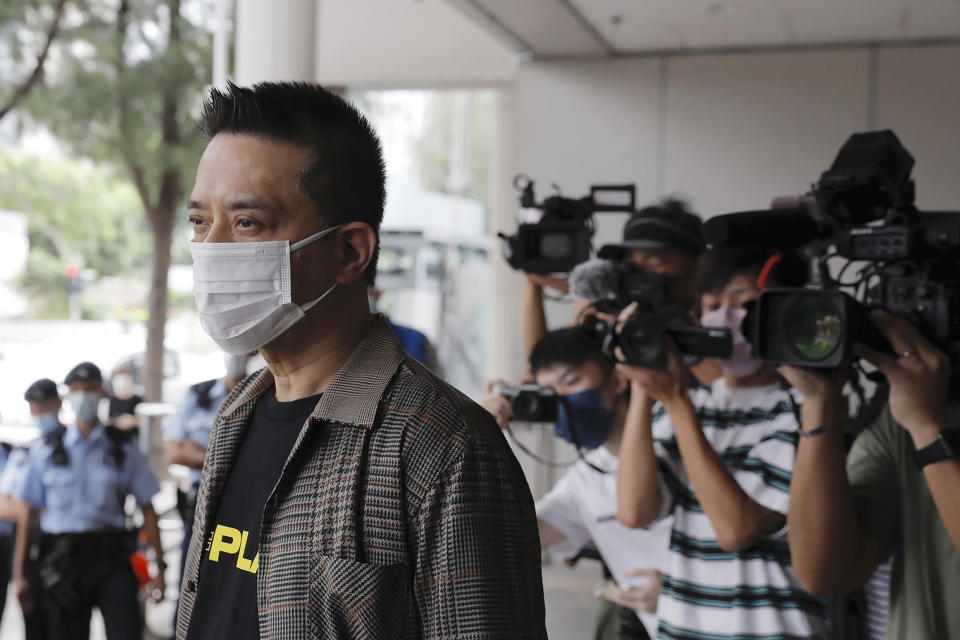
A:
<box><xmin>481</xmin><ymin>328</ymin><xmax>672</xmax><ymax>640</ymax></box>
<box><xmin>521</xmin><ymin>199</ymin><xmax>707</xmax><ymax>361</ymax></box>
<box><xmin>615</xmin><ymin>248</ymin><xmax>828</xmax><ymax>639</ymax></box>
<box><xmin>781</xmin><ymin>312</ymin><xmax>960</xmax><ymax>638</ymax></box>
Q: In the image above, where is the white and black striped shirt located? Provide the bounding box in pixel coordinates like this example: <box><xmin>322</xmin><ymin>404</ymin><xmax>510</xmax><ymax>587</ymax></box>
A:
<box><xmin>651</xmin><ymin>379</ymin><xmax>828</xmax><ymax>640</ymax></box>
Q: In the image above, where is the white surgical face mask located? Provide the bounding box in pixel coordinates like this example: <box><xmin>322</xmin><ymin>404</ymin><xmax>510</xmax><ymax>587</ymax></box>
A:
<box><xmin>190</xmin><ymin>226</ymin><xmax>342</xmax><ymax>355</ymax></box>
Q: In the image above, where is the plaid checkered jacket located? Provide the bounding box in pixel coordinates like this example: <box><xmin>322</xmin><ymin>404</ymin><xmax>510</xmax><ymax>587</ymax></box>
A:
<box><xmin>176</xmin><ymin>317</ymin><xmax>547</xmax><ymax>639</ymax></box>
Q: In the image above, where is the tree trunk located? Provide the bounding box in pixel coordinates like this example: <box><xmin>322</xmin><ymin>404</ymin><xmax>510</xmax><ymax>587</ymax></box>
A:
<box><xmin>144</xmin><ymin>211</ymin><xmax>173</xmax><ymax>403</ymax></box>
<box><xmin>144</xmin><ymin>206</ymin><xmax>175</xmax><ymax>477</ymax></box>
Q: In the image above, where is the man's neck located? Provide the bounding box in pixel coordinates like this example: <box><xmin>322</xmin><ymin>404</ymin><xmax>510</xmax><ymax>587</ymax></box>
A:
<box><xmin>76</xmin><ymin>420</ymin><xmax>96</xmax><ymax>439</ymax></box>
<box><xmin>262</xmin><ymin>297</ymin><xmax>374</xmax><ymax>402</ymax></box>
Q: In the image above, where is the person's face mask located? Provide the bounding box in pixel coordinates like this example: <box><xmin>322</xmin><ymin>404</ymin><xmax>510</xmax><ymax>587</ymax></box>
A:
<box><xmin>555</xmin><ymin>386</ymin><xmax>616</xmax><ymax>450</ymax></box>
<box><xmin>190</xmin><ymin>225</ymin><xmax>342</xmax><ymax>355</ymax></box>
<box><xmin>32</xmin><ymin>412</ymin><xmax>61</xmax><ymax>436</ymax></box>
<box><xmin>68</xmin><ymin>391</ymin><xmax>101</xmax><ymax>424</ymax></box>
<box><xmin>111</xmin><ymin>373</ymin><xmax>135</xmax><ymax>399</ymax></box>
<box><xmin>700</xmin><ymin>306</ymin><xmax>763</xmax><ymax>378</ymax></box>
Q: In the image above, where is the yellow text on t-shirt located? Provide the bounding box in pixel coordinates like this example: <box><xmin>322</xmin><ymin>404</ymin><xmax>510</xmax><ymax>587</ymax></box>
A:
<box><xmin>205</xmin><ymin>524</ymin><xmax>259</xmax><ymax>573</ymax></box>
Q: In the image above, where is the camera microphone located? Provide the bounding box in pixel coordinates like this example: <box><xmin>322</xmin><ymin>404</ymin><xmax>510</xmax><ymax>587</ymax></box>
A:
<box><xmin>569</xmin><ymin>259</ymin><xmax>621</xmax><ymax>301</ymax></box>
<box><xmin>704</xmin><ymin>207</ymin><xmax>820</xmax><ymax>249</ymax></box>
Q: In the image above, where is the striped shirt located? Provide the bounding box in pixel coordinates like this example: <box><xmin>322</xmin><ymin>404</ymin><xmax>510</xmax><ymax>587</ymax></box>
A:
<box><xmin>651</xmin><ymin>378</ymin><xmax>827</xmax><ymax>640</ymax></box>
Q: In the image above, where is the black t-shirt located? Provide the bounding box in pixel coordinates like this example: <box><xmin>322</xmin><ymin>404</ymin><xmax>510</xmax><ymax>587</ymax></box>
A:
<box><xmin>108</xmin><ymin>394</ymin><xmax>142</xmax><ymax>418</ymax></box>
<box><xmin>185</xmin><ymin>387</ymin><xmax>321</xmax><ymax>640</ymax></box>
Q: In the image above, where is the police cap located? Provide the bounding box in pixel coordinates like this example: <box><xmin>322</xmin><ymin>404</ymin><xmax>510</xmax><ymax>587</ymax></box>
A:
<box><xmin>24</xmin><ymin>378</ymin><xmax>60</xmax><ymax>403</ymax></box>
<box><xmin>65</xmin><ymin>361</ymin><xmax>103</xmax><ymax>385</ymax></box>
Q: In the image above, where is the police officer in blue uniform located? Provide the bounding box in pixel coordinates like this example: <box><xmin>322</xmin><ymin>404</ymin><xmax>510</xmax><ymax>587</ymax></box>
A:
<box><xmin>3</xmin><ymin>378</ymin><xmax>63</xmax><ymax>640</ymax></box>
<box><xmin>0</xmin><ymin>433</ymin><xmax>26</xmax><ymax>628</ymax></box>
<box><xmin>165</xmin><ymin>354</ymin><xmax>247</xmax><ymax>598</ymax></box>
<box><xmin>12</xmin><ymin>363</ymin><xmax>166</xmax><ymax>640</ymax></box>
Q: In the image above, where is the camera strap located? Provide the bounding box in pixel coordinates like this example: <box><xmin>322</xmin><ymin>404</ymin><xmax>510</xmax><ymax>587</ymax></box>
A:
<box><xmin>502</xmin><ymin>420</ymin><xmax>612</xmax><ymax>475</ymax></box>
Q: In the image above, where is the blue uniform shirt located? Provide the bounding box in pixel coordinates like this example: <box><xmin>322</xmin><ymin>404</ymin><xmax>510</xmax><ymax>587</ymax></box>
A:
<box><xmin>16</xmin><ymin>424</ymin><xmax>160</xmax><ymax>534</ymax></box>
<box><xmin>164</xmin><ymin>378</ymin><xmax>226</xmax><ymax>485</ymax></box>
<box><xmin>0</xmin><ymin>446</ymin><xmax>15</xmax><ymax>537</ymax></box>
<box><xmin>387</xmin><ymin>320</ymin><xmax>430</xmax><ymax>366</ymax></box>
<box><xmin>0</xmin><ymin>444</ymin><xmax>32</xmax><ymax>500</ymax></box>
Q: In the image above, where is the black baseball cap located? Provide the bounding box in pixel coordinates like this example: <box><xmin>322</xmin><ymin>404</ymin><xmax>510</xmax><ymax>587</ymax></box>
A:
<box><xmin>598</xmin><ymin>198</ymin><xmax>704</xmax><ymax>260</ymax></box>
<box><xmin>65</xmin><ymin>361</ymin><xmax>103</xmax><ymax>385</ymax></box>
<box><xmin>25</xmin><ymin>378</ymin><xmax>60</xmax><ymax>403</ymax></box>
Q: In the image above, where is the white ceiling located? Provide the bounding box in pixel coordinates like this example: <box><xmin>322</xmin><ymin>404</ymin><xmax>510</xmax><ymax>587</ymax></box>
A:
<box><xmin>451</xmin><ymin>0</ymin><xmax>960</xmax><ymax>57</ymax></box>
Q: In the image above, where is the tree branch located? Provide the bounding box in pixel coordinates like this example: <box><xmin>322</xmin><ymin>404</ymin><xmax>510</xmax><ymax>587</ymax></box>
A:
<box><xmin>0</xmin><ymin>0</ymin><xmax>69</xmax><ymax>122</ymax></box>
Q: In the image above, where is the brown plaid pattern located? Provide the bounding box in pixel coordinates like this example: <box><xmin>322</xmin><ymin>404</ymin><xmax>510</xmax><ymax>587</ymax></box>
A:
<box><xmin>176</xmin><ymin>316</ymin><xmax>547</xmax><ymax>639</ymax></box>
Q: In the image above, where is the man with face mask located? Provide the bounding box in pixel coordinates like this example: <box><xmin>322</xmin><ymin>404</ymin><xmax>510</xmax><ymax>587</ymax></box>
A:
<box><xmin>178</xmin><ymin>81</ymin><xmax>544</xmax><ymax>640</ymax></box>
<box><xmin>480</xmin><ymin>328</ymin><xmax>672</xmax><ymax>639</ymax></box>
<box><xmin>615</xmin><ymin>248</ymin><xmax>827</xmax><ymax>640</ymax></box>
<box><xmin>12</xmin><ymin>363</ymin><xmax>165</xmax><ymax>640</ymax></box>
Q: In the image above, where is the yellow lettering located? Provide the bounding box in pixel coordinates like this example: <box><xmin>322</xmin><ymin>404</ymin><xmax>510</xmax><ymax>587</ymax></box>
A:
<box><xmin>208</xmin><ymin>525</ymin><xmax>241</xmax><ymax>562</ymax></box>
<box><xmin>236</xmin><ymin>530</ymin><xmax>259</xmax><ymax>573</ymax></box>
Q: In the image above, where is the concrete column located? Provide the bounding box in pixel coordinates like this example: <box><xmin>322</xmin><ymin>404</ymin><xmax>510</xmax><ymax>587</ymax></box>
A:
<box><xmin>487</xmin><ymin>88</ymin><xmax>523</xmax><ymax>382</ymax></box>
<box><xmin>234</xmin><ymin>0</ymin><xmax>318</xmax><ymax>84</ymax></box>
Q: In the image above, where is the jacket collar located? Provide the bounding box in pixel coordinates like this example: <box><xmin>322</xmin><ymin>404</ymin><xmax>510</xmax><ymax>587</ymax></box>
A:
<box><xmin>220</xmin><ymin>314</ymin><xmax>405</xmax><ymax>429</ymax></box>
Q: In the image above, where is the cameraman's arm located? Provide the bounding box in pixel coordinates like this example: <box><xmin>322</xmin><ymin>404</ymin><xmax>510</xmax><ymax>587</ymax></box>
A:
<box><xmin>663</xmin><ymin>392</ymin><xmax>784</xmax><ymax>551</ymax></box>
<box><xmin>616</xmin><ymin>304</ymin><xmax>781</xmax><ymax>548</ymax></box>
<box><xmin>615</xmin><ymin>381</ymin><xmax>663</xmax><ymax>528</ymax></box>
<box><xmin>780</xmin><ymin>371</ymin><xmax>889</xmax><ymax>596</ymax></box>
<box><xmin>521</xmin><ymin>277</ymin><xmax>549</xmax><ymax>362</ymax></box>
<box><xmin>857</xmin><ymin>310</ymin><xmax>960</xmax><ymax>553</ymax></box>
<box><xmin>920</xmin><ymin>440</ymin><xmax>960</xmax><ymax>552</ymax></box>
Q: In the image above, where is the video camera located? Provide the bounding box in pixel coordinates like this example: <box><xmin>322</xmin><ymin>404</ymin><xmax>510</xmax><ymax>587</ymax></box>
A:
<box><xmin>498</xmin><ymin>383</ymin><xmax>559</xmax><ymax>423</ymax></box>
<box><xmin>705</xmin><ymin>130</ymin><xmax>960</xmax><ymax>382</ymax></box>
<box><xmin>571</xmin><ymin>259</ymin><xmax>733</xmax><ymax>369</ymax></box>
<box><xmin>498</xmin><ymin>176</ymin><xmax>636</xmax><ymax>274</ymax></box>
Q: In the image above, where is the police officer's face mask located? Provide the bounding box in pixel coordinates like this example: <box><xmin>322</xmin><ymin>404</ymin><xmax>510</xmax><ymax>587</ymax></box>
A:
<box><xmin>32</xmin><ymin>412</ymin><xmax>60</xmax><ymax>436</ymax></box>
<box><xmin>68</xmin><ymin>391</ymin><xmax>101</xmax><ymax>424</ymax></box>
<box><xmin>190</xmin><ymin>225</ymin><xmax>342</xmax><ymax>355</ymax></box>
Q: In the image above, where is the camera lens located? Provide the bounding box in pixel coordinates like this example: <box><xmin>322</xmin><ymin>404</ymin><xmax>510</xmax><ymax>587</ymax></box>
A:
<box><xmin>513</xmin><ymin>392</ymin><xmax>542</xmax><ymax>421</ymax></box>
<box><xmin>784</xmin><ymin>296</ymin><xmax>843</xmax><ymax>362</ymax></box>
<box><xmin>620</xmin><ymin>317</ymin><xmax>665</xmax><ymax>368</ymax></box>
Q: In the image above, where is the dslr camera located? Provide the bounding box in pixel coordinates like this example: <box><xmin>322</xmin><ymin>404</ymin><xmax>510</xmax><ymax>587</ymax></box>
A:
<box><xmin>706</xmin><ymin>130</ymin><xmax>960</xmax><ymax>385</ymax></box>
<box><xmin>498</xmin><ymin>176</ymin><xmax>636</xmax><ymax>274</ymax></box>
<box><xmin>574</xmin><ymin>260</ymin><xmax>733</xmax><ymax>369</ymax></box>
<box><xmin>498</xmin><ymin>383</ymin><xmax>559</xmax><ymax>423</ymax></box>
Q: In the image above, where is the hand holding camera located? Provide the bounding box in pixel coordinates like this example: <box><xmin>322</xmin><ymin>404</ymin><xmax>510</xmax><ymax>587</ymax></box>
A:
<box><xmin>613</xmin><ymin>302</ymin><xmax>690</xmax><ymax>408</ymax></box>
<box><xmin>855</xmin><ymin>310</ymin><xmax>951</xmax><ymax>444</ymax></box>
<box><xmin>482</xmin><ymin>381</ymin><xmax>559</xmax><ymax>426</ymax></box>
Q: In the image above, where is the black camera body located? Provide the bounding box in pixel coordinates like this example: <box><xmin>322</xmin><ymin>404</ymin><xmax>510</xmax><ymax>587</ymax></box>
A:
<box><xmin>499</xmin><ymin>383</ymin><xmax>559</xmax><ymax>423</ymax></box>
<box><xmin>498</xmin><ymin>176</ymin><xmax>636</xmax><ymax>274</ymax></box>
<box><xmin>603</xmin><ymin>310</ymin><xmax>733</xmax><ymax>369</ymax></box>
<box><xmin>500</xmin><ymin>220</ymin><xmax>593</xmax><ymax>275</ymax></box>
<box><xmin>573</xmin><ymin>260</ymin><xmax>732</xmax><ymax>369</ymax></box>
<box><xmin>584</xmin><ymin>302</ymin><xmax>732</xmax><ymax>369</ymax></box>
<box><xmin>707</xmin><ymin>130</ymin><xmax>960</xmax><ymax>381</ymax></box>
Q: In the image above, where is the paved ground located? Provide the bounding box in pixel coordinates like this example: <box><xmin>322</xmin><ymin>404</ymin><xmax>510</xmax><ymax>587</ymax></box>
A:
<box><xmin>0</xmin><ymin>552</ymin><xmax>602</xmax><ymax>639</ymax></box>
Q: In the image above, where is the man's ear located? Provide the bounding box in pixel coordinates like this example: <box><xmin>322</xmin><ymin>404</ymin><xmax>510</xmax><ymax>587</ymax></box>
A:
<box><xmin>335</xmin><ymin>222</ymin><xmax>378</xmax><ymax>286</ymax></box>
